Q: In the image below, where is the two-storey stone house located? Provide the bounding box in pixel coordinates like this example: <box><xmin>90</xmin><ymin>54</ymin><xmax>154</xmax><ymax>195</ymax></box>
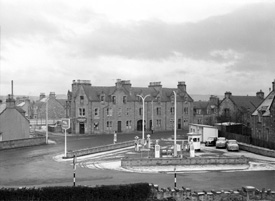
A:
<box><xmin>251</xmin><ymin>80</ymin><xmax>275</xmax><ymax>149</ymax></box>
<box><xmin>67</xmin><ymin>79</ymin><xmax>194</xmax><ymax>134</ymax></box>
<box><xmin>218</xmin><ymin>91</ymin><xmax>264</xmax><ymax>126</ymax></box>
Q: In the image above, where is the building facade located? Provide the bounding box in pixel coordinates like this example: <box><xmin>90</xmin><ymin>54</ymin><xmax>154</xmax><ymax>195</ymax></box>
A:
<box><xmin>67</xmin><ymin>79</ymin><xmax>194</xmax><ymax>134</ymax></box>
<box><xmin>193</xmin><ymin>95</ymin><xmax>220</xmax><ymax>126</ymax></box>
<box><xmin>218</xmin><ymin>91</ymin><xmax>264</xmax><ymax>126</ymax></box>
<box><xmin>0</xmin><ymin>95</ymin><xmax>30</xmax><ymax>141</ymax></box>
<box><xmin>251</xmin><ymin>80</ymin><xmax>275</xmax><ymax>148</ymax></box>
<box><xmin>30</xmin><ymin>92</ymin><xmax>66</xmax><ymax>126</ymax></box>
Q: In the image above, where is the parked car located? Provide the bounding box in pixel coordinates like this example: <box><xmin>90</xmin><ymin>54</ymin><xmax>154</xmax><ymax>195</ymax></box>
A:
<box><xmin>215</xmin><ymin>137</ymin><xmax>227</xmax><ymax>148</ymax></box>
<box><xmin>226</xmin><ymin>140</ymin><xmax>239</xmax><ymax>151</ymax></box>
<box><xmin>205</xmin><ymin>137</ymin><xmax>218</xmax><ymax>146</ymax></box>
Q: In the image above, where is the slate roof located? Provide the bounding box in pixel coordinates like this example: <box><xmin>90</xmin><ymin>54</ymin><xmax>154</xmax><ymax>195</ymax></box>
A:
<box><xmin>252</xmin><ymin>90</ymin><xmax>275</xmax><ymax>117</ymax></box>
<box><xmin>193</xmin><ymin>101</ymin><xmax>209</xmax><ymax>109</ymax></box>
<box><xmin>229</xmin><ymin>96</ymin><xmax>263</xmax><ymax>113</ymax></box>
<box><xmin>79</xmin><ymin>85</ymin><xmax>193</xmax><ymax>102</ymax></box>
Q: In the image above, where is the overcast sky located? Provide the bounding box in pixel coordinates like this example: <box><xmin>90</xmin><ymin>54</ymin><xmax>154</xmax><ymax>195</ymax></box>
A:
<box><xmin>1</xmin><ymin>0</ymin><xmax>275</xmax><ymax>98</ymax></box>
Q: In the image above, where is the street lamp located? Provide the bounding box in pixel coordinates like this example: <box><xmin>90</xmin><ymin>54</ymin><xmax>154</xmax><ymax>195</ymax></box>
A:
<box><xmin>45</xmin><ymin>97</ymin><xmax>49</xmax><ymax>144</ymax></box>
<box><xmin>137</xmin><ymin>94</ymin><xmax>150</xmax><ymax>140</ymax></box>
<box><xmin>173</xmin><ymin>91</ymin><xmax>177</xmax><ymax>157</ymax></box>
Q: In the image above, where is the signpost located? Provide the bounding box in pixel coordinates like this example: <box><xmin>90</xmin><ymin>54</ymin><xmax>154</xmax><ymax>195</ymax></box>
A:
<box><xmin>61</xmin><ymin>118</ymin><xmax>70</xmax><ymax>158</ymax></box>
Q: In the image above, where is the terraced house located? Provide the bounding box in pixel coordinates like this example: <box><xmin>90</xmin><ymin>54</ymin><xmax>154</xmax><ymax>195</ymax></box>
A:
<box><xmin>67</xmin><ymin>79</ymin><xmax>194</xmax><ymax>134</ymax></box>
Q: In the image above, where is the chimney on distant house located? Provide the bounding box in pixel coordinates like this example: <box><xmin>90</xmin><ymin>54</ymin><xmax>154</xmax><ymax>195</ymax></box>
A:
<box><xmin>6</xmin><ymin>94</ymin><xmax>16</xmax><ymax>108</ymax></box>
<box><xmin>148</xmin><ymin>81</ymin><xmax>162</xmax><ymax>91</ymax></box>
<box><xmin>49</xmin><ymin>92</ymin><xmax>56</xmax><ymax>99</ymax></box>
<box><xmin>225</xmin><ymin>91</ymin><xmax>232</xmax><ymax>99</ymax></box>
<box><xmin>40</xmin><ymin>93</ymin><xmax>46</xmax><ymax>100</ymax></box>
<box><xmin>273</xmin><ymin>79</ymin><xmax>275</xmax><ymax>91</ymax></box>
<box><xmin>256</xmin><ymin>90</ymin><xmax>264</xmax><ymax>99</ymax></box>
<box><xmin>177</xmin><ymin>81</ymin><xmax>186</xmax><ymax>92</ymax></box>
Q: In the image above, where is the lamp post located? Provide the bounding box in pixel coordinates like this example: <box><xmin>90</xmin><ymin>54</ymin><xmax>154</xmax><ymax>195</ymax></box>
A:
<box><xmin>137</xmin><ymin>94</ymin><xmax>150</xmax><ymax>140</ymax></box>
<box><xmin>173</xmin><ymin>91</ymin><xmax>177</xmax><ymax>157</ymax></box>
<box><xmin>45</xmin><ymin>97</ymin><xmax>49</xmax><ymax>144</ymax></box>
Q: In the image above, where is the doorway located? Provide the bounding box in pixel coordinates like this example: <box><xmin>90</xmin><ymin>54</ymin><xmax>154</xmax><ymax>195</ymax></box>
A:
<box><xmin>79</xmin><ymin>123</ymin><xmax>85</xmax><ymax>134</ymax></box>
<box><xmin>117</xmin><ymin>121</ymin><xmax>122</xmax><ymax>133</ymax></box>
<box><xmin>178</xmin><ymin>119</ymin><xmax>181</xmax><ymax>129</ymax></box>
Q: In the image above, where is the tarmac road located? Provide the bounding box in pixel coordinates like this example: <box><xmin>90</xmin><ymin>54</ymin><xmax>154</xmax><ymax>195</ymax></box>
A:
<box><xmin>1</xmin><ymin>131</ymin><xmax>275</xmax><ymax>191</ymax></box>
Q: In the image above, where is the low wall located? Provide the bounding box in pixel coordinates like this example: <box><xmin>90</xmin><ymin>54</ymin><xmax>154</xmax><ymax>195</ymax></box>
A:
<box><xmin>121</xmin><ymin>156</ymin><xmax>248</xmax><ymax>167</ymax></box>
<box><xmin>149</xmin><ymin>184</ymin><xmax>275</xmax><ymax>201</ymax></box>
<box><xmin>239</xmin><ymin>142</ymin><xmax>275</xmax><ymax>158</ymax></box>
<box><xmin>65</xmin><ymin>140</ymin><xmax>134</xmax><ymax>158</ymax></box>
<box><xmin>0</xmin><ymin>137</ymin><xmax>46</xmax><ymax>150</ymax></box>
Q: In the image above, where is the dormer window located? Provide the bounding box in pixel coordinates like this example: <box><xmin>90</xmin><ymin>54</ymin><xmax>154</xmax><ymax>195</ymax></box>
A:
<box><xmin>100</xmin><ymin>95</ymin><xmax>105</xmax><ymax>102</ymax></box>
<box><xmin>112</xmin><ymin>96</ymin><xmax>116</xmax><ymax>104</ymax></box>
<box><xmin>80</xmin><ymin>95</ymin><xmax>84</xmax><ymax>104</ymax></box>
<box><xmin>123</xmin><ymin>96</ymin><xmax>127</xmax><ymax>104</ymax></box>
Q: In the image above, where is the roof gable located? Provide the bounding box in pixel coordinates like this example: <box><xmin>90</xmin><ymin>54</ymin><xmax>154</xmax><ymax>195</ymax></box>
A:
<box><xmin>252</xmin><ymin>90</ymin><xmax>275</xmax><ymax>116</ymax></box>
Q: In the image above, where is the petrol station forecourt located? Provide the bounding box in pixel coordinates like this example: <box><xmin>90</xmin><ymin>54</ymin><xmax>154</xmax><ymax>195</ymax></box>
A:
<box><xmin>54</xmin><ymin>132</ymin><xmax>275</xmax><ymax>174</ymax></box>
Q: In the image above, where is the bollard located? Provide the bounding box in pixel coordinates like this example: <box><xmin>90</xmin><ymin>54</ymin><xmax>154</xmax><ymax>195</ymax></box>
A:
<box><xmin>242</xmin><ymin>186</ymin><xmax>256</xmax><ymax>201</ymax></box>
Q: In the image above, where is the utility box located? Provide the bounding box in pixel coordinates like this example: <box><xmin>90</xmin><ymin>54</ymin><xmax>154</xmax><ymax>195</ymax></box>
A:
<box><xmin>189</xmin><ymin>124</ymin><xmax>218</xmax><ymax>142</ymax></box>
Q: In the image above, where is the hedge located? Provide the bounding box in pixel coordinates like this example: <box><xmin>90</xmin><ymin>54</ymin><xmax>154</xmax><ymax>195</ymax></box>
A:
<box><xmin>0</xmin><ymin>183</ymin><xmax>151</xmax><ymax>201</ymax></box>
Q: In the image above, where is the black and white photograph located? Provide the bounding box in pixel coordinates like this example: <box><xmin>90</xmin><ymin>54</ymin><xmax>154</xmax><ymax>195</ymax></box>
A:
<box><xmin>1</xmin><ymin>0</ymin><xmax>275</xmax><ymax>200</ymax></box>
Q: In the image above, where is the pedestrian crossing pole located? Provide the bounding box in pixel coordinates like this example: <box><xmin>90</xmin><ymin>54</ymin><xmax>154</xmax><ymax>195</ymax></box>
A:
<box><xmin>174</xmin><ymin>166</ymin><xmax>177</xmax><ymax>188</ymax></box>
<box><xmin>73</xmin><ymin>155</ymin><xmax>76</xmax><ymax>187</ymax></box>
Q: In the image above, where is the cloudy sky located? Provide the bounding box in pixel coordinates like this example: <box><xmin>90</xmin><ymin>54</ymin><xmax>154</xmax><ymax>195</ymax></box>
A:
<box><xmin>1</xmin><ymin>0</ymin><xmax>275</xmax><ymax>98</ymax></box>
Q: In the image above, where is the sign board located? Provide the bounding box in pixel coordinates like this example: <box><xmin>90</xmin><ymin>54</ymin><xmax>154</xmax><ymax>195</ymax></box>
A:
<box><xmin>61</xmin><ymin>118</ymin><xmax>70</xmax><ymax>130</ymax></box>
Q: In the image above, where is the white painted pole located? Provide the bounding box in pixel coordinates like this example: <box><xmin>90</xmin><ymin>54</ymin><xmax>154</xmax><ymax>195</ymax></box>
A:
<box><xmin>65</xmin><ymin>129</ymin><xmax>67</xmax><ymax>157</ymax></box>
<box><xmin>173</xmin><ymin>91</ymin><xmax>177</xmax><ymax>157</ymax></box>
<box><xmin>46</xmin><ymin>97</ymin><xmax>48</xmax><ymax>144</ymax></box>
<box><xmin>137</xmin><ymin>94</ymin><xmax>150</xmax><ymax>140</ymax></box>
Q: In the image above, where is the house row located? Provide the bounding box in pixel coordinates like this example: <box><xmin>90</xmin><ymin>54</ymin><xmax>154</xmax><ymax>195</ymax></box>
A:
<box><xmin>67</xmin><ymin>79</ymin><xmax>194</xmax><ymax>134</ymax></box>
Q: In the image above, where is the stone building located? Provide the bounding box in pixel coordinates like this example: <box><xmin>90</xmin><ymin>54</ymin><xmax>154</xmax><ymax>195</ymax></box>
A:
<box><xmin>251</xmin><ymin>80</ymin><xmax>275</xmax><ymax>149</ymax></box>
<box><xmin>218</xmin><ymin>91</ymin><xmax>264</xmax><ymax>126</ymax></box>
<box><xmin>193</xmin><ymin>95</ymin><xmax>220</xmax><ymax>125</ymax></box>
<box><xmin>67</xmin><ymin>79</ymin><xmax>194</xmax><ymax>134</ymax></box>
<box><xmin>31</xmin><ymin>92</ymin><xmax>66</xmax><ymax>125</ymax></box>
<box><xmin>0</xmin><ymin>95</ymin><xmax>30</xmax><ymax>141</ymax></box>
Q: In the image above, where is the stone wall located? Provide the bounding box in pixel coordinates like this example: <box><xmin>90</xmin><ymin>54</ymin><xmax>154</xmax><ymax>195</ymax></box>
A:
<box><xmin>239</xmin><ymin>142</ymin><xmax>275</xmax><ymax>158</ymax></box>
<box><xmin>148</xmin><ymin>184</ymin><xmax>275</xmax><ymax>201</ymax></box>
<box><xmin>121</xmin><ymin>156</ymin><xmax>248</xmax><ymax>167</ymax></box>
<box><xmin>65</xmin><ymin>140</ymin><xmax>134</xmax><ymax>158</ymax></box>
<box><xmin>0</xmin><ymin>137</ymin><xmax>46</xmax><ymax>150</ymax></box>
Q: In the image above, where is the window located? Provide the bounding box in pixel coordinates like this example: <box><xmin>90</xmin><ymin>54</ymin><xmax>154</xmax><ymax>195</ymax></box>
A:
<box><xmin>157</xmin><ymin>107</ymin><xmax>161</xmax><ymax>115</ymax></box>
<box><xmin>118</xmin><ymin>108</ymin><xmax>122</xmax><ymax>116</ymax></box>
<box><xmin>198</xmin><ymin>118</ymin><xmax>202</xmax><ymax>124</ymax></box>
<box><xmin>107</xmin><ymin>121</ymin><xmax>113</xmax><ymax>129</ymax></box>
<box><xmin>126</xmin><ymin>120</ymin><xmax>132</xmax><ymax>129</ymax></box>
<box><xmin>79</xmin><ymin>108</ymin><xmax>85</xmax><ymax>116</ymax></box>
<box><xmin>112</xmin><ymin>96</ymin><xmax>116</xmax><ymax>104</ymax></box>
<box><xmin>139</xmin><ymin>108</ymin><xmax>142</xmax><ymax>115</ymax></box>
<box><xmin>184</xmin><ymin>107</ymin><xmax>188</xmax><ymax>115</ymax></box>
<box><xmin>183</xmin><ymin>119</ymin><xmax>188</xmax><ymax>126</ymax></box>
<box><xmin>123</xmin><ymin>96</ymin><xmax>127</xmax><ymax>104</ymax></box>
<box><xmin>100</xmin><ymin>95</ymin><xmax>105</xmax><ymax>102</ymax></box>
<box><xmin>94</xmin><ymin>122</ymin><xmax>99</xmax><ymax>130</ymax></box>
<box><xmin>107</xmin><ymin>108</ymin><xmax>113</xmax><ymax>116</ymax></box>
<box><xmin>170</xmin><ymin>107</ymin><xmax>175</xmax><ymax>115</ymax></box>
<box><xmin>157</xmin><ymin>119</ymin><xmax>161</xmax><ymax>127</ymax></box>
<box><xmin>95</xmin><ymin>108</ymin><xmax>99</xmax><ymax>116</ymax></box>
<box><xmin>80</xmin><ymin>96</ymin><xmax>84</xmax><ymax>104</ymax></box>
<box><xmin>196</xmin><ymin>109</ymin><xmax>201</xmax><ymax>115</ymax></box>
<box><xmin>126</xmin><ymin>108</ymin><xmax>131</xmax><ymax>115</ymax></box>
<box><xmin>224</xmin><ymin>108</ymin><xmax>230</xmax><ymax>116</ymax></box>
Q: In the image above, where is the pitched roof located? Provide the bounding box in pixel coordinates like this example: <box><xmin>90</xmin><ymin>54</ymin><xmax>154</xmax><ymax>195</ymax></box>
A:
<box><xmin>80</xmin><ymin>85</ymin><xmax>193</xmax><ymax>103</ymax></box>
<box><xmin>230</xmin><ymin>96</ymin><xmax>262</xmax><ymax>113</ymax></box>
<box><xmin>252</xmin><ymin>90</ymin><xmax>275</xmax><ymax>116</ymax></box>
<box><xmin>193</xmin><ymin>101</ymin><xmax>208</xmax><ymax>109</ymax></box>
